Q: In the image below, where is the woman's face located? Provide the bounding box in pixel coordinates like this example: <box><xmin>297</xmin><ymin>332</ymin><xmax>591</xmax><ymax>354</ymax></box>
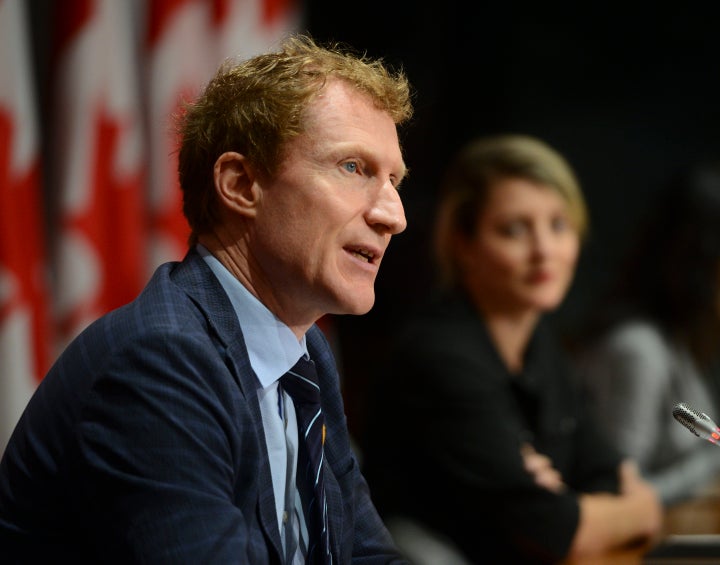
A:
<box><xmin>458</xmin><ymin>176</ymin><xmax>580</xmax><ymax>316</ymax></box>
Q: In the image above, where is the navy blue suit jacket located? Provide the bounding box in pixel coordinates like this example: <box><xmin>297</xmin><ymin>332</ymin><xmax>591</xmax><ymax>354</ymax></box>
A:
<box><xmin>0</xmin><ymin>249</ymin><xmax>405</xmax><ymax>564</ymax></box>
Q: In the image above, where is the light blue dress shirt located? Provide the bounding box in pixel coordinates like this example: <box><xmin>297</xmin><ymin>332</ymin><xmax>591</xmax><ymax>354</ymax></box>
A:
<box><xmin>199</xmin><ymin>245</ymin><xmax>308</xmax><ymax>561</ymax></box>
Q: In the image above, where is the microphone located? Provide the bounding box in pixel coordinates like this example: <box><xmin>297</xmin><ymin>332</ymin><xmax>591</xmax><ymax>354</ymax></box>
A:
<box><xmin>672</xmin><ymin>402</ymin><xmax>720</xmax><ymax>445</ymax></box>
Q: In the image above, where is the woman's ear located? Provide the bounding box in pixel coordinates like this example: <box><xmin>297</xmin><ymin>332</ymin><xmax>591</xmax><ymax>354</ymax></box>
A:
<box><xmin>213</xmin><ymin>151</ymin><xmax>259</xmax><ymax>217</ymax></box>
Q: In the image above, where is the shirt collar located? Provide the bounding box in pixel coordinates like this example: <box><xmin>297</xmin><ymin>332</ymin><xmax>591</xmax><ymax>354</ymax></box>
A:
<box><xmin>197</xmin><ymin>244</ymin><xmax>307</xmax><ymax>388</ymax></box>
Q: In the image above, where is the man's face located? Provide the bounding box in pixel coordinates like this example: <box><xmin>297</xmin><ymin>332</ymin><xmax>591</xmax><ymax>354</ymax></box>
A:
<box><xmin>250</xmin><ymin>80</ymin><xmax>407</xmax><ymax>328</ymax></box>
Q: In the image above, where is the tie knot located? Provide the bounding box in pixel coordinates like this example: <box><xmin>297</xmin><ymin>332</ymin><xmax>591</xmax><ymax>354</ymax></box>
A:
<box><xmin>280</xmin><ymin>357</ymin><xmax>320</xmax><ymax>405</ymax></box>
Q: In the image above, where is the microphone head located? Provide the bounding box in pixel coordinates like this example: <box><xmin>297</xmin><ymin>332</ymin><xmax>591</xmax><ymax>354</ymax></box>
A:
<box><xmin>673</xmin><ymin>402</ymin><xmax>720</xmax><ymax>444</ymax></box>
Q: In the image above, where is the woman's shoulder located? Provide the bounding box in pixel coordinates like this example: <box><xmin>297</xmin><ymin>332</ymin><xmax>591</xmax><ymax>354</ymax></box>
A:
<box><xmin>573</xmin><ymin>318</ymin><xmax>675</xmax><ymax>386</ymax></box>
<box><xmin>592</xmin><ymin>318</ymin><xmax>670</xmax><ymax>355</ymax></box>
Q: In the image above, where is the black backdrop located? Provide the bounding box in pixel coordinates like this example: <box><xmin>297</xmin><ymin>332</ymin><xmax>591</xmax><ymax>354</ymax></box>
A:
<box><xmin>303</xmin><ymin>3</ymin><xmax>720</xmax><ymax>442</ymax></box>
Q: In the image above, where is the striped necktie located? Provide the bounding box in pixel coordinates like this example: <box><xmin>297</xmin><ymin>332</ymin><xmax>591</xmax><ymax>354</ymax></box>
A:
<box><xmin>280</xmin><ymin>357</ymin><xmax>332</xmax><ymax>564</ymax></box>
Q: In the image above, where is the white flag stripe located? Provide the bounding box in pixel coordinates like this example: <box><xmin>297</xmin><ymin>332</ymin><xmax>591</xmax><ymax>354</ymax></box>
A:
<box><xmin>217</xmin><ymin>0</ymin><xmax>303</xmax><ymax>61</ymax></box>
<box><xmin>0</xmin><ymin>310</ymin><xmax>38</xmax><ymax>452</ymax></box>
<box><xmin>0</xmin><ymin>0</ymin><xmax>37</xmax><ymax>172</ymax></box>
<box><xmin>52</xmin><ymin>0</ymin><xmax>146</xmax><ymax>351</ymax></box>
<box><xmin>0</xmin><ymin>0</ymin><xmax>46</xmax><ymax>454</ymax></box>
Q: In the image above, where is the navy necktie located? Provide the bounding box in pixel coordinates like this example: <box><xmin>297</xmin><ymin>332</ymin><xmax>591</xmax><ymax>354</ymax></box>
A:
<box><xmin>280</xmin><ymin>357</ymin><xmax>332</xmax><ymax>564</ymax></box>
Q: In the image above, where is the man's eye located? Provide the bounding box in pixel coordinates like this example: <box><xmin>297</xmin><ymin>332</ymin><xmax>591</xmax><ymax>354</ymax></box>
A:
<box><xmin>343</xmin><ymin>162</ymin><xmax>358</xmax><ymax>174</ymax></box>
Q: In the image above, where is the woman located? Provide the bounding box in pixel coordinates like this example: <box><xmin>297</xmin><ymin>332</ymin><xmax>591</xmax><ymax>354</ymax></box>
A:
<box><xmin>361</xmin><ymin>134</ymin><xmax>662</xmax><ymax>564</ymax></box>
<box><xmin>571</xmin><ymin>159</ymin><xmax>720</xmax><ymax>506</ymax></box>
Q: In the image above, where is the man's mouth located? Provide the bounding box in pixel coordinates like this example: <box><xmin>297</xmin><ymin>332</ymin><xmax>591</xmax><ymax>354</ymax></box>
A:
<box><xmin>348</xmin><ymin>247</ymin><xmax>376</xmax><ymax>263</ymax></box>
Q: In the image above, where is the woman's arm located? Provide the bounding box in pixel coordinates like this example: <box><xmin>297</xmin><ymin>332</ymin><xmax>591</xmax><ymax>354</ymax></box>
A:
<box><xmin>567</xmin><ymin>460</ymin><xmax>663</xmax><ymax>559</ymax></box>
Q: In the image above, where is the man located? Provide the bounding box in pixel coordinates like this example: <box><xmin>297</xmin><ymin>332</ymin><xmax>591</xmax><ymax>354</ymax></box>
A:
<box><xmin>0</xmin><ymin>34</ymin><xmax>413</xmax><ymax>564</ymax></box>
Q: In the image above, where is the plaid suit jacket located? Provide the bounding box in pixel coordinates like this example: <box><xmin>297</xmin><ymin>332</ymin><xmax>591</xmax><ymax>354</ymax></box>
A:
<box><xmin>0</xmin><ymin>249</ymin><xmax>407</xmax><ymax>564</ymax></box>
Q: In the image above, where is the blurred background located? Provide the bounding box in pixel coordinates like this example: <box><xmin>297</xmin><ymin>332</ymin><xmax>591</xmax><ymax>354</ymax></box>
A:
<box><xmin>2</xmin><ymin>0</ymin><xmax>720</xmax><ymax>452</ymax></box>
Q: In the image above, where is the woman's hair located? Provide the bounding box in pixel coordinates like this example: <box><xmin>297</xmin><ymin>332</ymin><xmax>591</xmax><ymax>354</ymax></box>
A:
<box><xmin>590</xmin><ymin>159</ymin><xmax>720</xmax><ymax>367</ymax></box>
<box><xmin>433</xmin><ymin>134</ymin><xmax>587</xmax><ymax>289</ymax></box>
<box><xmin>176</xmin><ymin>33</ymin><xmax>413</xmax><ymax>245</ymax></box>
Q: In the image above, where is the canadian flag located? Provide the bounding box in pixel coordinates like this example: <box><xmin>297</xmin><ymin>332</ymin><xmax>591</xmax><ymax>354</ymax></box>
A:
<box><xmin>144</xmin><ymin>0</ymin><xmax>301</xmax><ymax>272</ymax></box>
<box><xmin>0</xmin><ymin>0</ymin><xmax>52</xmax><ymax>453</ymax></box>
<box><xmin>0</xmin><ymin>0</ymin><xmax>305</xmax><ymax>454</ymax></box>
<box><xmin>49</xmin><ymin>0</ymin><xmax>146</xmax><ymax>352</ymax></box>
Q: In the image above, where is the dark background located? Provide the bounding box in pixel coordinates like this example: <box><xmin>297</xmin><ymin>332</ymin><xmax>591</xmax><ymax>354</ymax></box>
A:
<box><xmin>303</xmin><ymin>3</ymin><xmax>720</xmax><ymax>442</ymax></box>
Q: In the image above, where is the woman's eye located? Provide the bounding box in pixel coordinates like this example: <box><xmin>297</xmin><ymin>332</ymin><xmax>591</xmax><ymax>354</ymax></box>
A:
<box><xmin>552</xmin><ymin>216</ymin><xmax>570</xmax><ymax>232</ymax></box>
<box><xmin>500</xmin><ymin>221</ymin><xmax>526</xmax><ymax>237</ymax></box>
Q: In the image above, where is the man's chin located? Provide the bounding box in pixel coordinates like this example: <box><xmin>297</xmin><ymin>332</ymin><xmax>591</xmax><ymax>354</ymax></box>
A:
<box><xmin>334</xmin><ymin>293</ymin><xmax>375</xmax><ymax>317</ymax></box>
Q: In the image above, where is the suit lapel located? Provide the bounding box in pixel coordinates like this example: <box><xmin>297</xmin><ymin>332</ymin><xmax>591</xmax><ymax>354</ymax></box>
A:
<box><xmin>226</xmin><ymin>340</ymin><xmax>285</xmax><ymax>560</ymax></box>
<box><xmin>170</xmin><ymin>249</ymin><xmax>285</xmax><ymax>560</ymax></box>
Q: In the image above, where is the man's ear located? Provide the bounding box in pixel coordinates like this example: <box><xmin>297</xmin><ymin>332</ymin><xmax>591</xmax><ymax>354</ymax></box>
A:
<box><xmin>213</xmin><ymin>151</ymin><xmax>259</xmax><ymax>217</ymax></box>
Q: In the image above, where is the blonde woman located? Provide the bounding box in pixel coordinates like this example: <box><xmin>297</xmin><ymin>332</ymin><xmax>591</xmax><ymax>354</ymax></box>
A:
<box><xmin>362</xmin><ymin>134</ymin><xmax>662</xmax><ymax>564</ymax></box>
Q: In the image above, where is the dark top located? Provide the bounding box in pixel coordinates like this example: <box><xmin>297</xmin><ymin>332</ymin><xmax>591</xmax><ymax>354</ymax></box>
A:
<box><xmin>0</xmin><ymin>249</ymin><xmax>406</xmax><ymax>565</ymax></box>
<box><xmin>362</xmin><ymin>290</ymin><xmax>622</xmax><ymax>564</ymax></box>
